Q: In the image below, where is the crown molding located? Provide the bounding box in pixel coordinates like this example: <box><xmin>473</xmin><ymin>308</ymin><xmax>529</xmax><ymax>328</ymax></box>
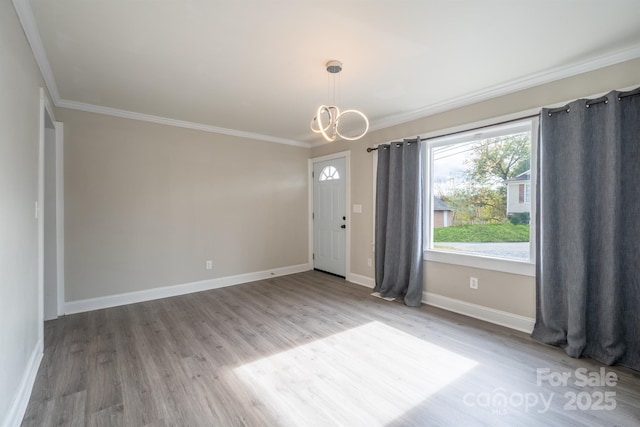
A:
<box><xmin>12</xmin><ymin>0</ymin><xmax>60</xmax><ymax>102</ymax></box>
<box><xmin>56</xmin><ymin>99</ymin><xmax>311</xmax><ymax>148</ymax></box>
<box><xmin>310</xmin><ymin>44</ymin><xmax>640</xmax><ymax>149</ymax></box>
<box><xmin>12</xmin><ymin>0</ymin><xmax>309</xmax><ymax>148</ymax></box>
<box><xmin>14</xmin><ymin>0</ymin><xmax>640</xmax><ymax>149</ymax></box>
<box><xmin>368</xmin><ymin>44</ymin><xmax>640</xmax><ymax>133</ymax></box>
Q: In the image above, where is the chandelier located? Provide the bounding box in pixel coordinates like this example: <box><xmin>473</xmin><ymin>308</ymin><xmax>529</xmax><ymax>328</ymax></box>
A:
<box><xmin>310</xmin><ymin>60</ymin><xmax>369</xmax><ymax>142</ymax></box>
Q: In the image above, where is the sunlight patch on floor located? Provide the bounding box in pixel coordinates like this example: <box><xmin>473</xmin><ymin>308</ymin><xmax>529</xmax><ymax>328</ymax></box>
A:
<box><xmin>234</xmin><ymin>321</ymin><xmax>478</xmax><ymax>426</ymax></box>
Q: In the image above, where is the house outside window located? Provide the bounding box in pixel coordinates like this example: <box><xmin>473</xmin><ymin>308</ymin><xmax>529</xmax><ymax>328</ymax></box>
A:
<box><xmin>425</xmin><ymin>119</ymin><xmax>537</xmax><ymax>273</ymax></box>
<box><xmin>506</xmin><ymin>171</ymin><xmax>531</xmax><ymax>223</ymax></box>
<box><xmin>433</xmin><ymin>196</ymin><xmax>453</xmax><ymax>228</ymax></box>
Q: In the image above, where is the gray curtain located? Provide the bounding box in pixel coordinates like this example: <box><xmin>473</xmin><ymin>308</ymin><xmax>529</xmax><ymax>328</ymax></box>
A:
<box><xmin>532</xmin><ymin>88</ymin><xmax>640</xmax><ymax>370</ymax></box>
<box><xmin>374</xmin><ymin>139</ymin><xmax>423</xmax><ymax>307</ymax></box>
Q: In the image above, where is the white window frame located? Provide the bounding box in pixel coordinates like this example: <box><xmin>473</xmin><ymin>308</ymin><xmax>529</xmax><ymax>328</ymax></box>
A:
<box><xmin>423</xmin><ymin>116</ymin><xmax>538</xmax><ymax>277</ymax></box>
<box><xmin>524</xmin><ymin>183</ymin><xmax>531</xmax><ymax>204</ymax></box>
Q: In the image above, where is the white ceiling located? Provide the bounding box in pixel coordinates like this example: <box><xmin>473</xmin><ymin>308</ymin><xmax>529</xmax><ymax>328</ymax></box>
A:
<box><xmin>19</xmin><ymin>0</ymin><xmax>640</xmax><ymax>146</ymax></box>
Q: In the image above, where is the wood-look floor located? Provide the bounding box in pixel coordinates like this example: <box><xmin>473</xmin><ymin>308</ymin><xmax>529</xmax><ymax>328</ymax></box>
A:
<box><xmin>22</xmin><ymin>271</ymin><xmax>640</xmax><ymax>426</ymax></box>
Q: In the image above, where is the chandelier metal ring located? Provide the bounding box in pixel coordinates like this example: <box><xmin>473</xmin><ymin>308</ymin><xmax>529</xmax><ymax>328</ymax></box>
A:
<box><xmin>310</xmin><ymin>105</ymin><xmax>338</xmax><ymax>135</ymax></box>
<box><xmin>310</xmin><ymin>105</ymin><xmax>369</xmax><ymax>142</ymax></box>
<box><xmin>335</xmin><ymin>109</ymin><xmax>370</xmax><ymax>141</ymax></box>
<box><xmin>310</xmin><ymin>60</ymin><xmax>368</xmax><ymax>142</ymax></box>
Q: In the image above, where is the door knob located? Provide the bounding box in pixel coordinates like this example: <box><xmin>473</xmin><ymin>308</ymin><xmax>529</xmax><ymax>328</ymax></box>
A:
<box><xmin>341</xmin><ymin>224</ymin><xmax>346</xmax><ymax>229</ymax></box>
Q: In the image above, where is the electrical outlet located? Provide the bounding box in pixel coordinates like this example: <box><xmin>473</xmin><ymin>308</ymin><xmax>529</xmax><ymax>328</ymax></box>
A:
<box><xmin>367</xmin><ymin>258</ymin><xmax>372</xmax><ymax>267</ymax></box>
<box><xmin>206</xmin><ymin>260</ymin><xmax>213</xmax><ymax>270</ymax></box>
<box><xmin>470</xmin><ymin>277</ymin><xmax>478</xmax><ymax>290</ymax></box>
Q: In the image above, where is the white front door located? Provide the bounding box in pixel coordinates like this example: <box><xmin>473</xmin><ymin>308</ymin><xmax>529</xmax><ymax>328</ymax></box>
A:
<box><xmin>313</xmin><ymin>157</ymin><xmax>346</xmax><ymax>276</ymax></box>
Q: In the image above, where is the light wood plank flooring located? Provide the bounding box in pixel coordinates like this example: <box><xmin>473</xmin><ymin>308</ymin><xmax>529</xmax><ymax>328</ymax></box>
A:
<box><xmin>22</xmin><ymin>271</ymin><xmax>640</xmax><ymax>426</ymax></box>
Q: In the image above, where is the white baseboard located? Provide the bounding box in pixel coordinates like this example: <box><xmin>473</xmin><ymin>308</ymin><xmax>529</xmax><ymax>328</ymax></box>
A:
<box><xmin>344</xmin><ymin>276</ymin><xmax>534</xmax><ymax>334</ymax></box>
<box><xmin>347</xmin><ymin>273</ymin><xmax>375</xmax><ymax>289</ymax></box>
<box><xmin>2</xmin><ymin>339</ymin><xmax>43</xmax><ymax>427</ymax></box>
<box><xmin>422</xmin><ymin>292</ymin><xmax>535</xmax><ymax>334</ymax></box>
<box><xmin>63</xmin><ymin>265</ymin><xmax>533</xmax><ymax>333</ymax></box>
<box><xmin>65</xmin><ymin>263</ymin><xmax>312</xmax><ymax>315</ymax></box>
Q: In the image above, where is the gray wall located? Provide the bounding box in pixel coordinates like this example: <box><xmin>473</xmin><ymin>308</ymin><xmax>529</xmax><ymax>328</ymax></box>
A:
<box><xmin>57</xmin><ymin>108</ymin><xmax>310</xmax><ymax>302</ymax></box>
<box><xmin>0</xmin><ymin>2</ymin><xmax>48</xmax><ymax>423</ymax></box>
<box><xmin>312</xmin><ymin>58</ymin><xmax>640</xmax><ymax>319</ymax></box>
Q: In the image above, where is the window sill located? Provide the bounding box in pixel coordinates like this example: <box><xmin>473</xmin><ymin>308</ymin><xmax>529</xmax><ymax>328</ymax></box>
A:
<box><xmin>424</xmin><ymin>249</ymin><xmax>535</xmax><ymax>277</ymax></box>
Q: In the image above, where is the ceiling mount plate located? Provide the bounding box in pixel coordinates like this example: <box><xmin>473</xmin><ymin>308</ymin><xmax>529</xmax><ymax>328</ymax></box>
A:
<box><xmin>326</xmin><ymin>60</ymin><xmax>343</xmax><ymax>74</ymax></box>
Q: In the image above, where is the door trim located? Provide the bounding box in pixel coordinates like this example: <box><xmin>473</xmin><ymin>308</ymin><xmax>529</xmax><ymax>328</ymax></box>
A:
<box><xmin>308</xmin><ymin>151</ymin><xmax>351</xmax><ymax>280</ymax></box>
<box><xmin>38</xmin><ymin>88</ymin><xmax>64</xmax><ymax>337</ymax></box>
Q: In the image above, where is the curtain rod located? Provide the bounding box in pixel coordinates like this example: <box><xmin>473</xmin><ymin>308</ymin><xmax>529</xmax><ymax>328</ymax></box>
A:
<box><xmin>547</xmin><ymin>86</ymin><xmax>640</xmax><ymax>116</ymax></box>
<box><xmin>366</xmin><ymin>113</ymin><xmax>539</xmax><ymax>152</ymax></box>
<box><xmin>368</xmin><ymin>86</ymin><xmax>640</xmax><ymax>152</ymax></box>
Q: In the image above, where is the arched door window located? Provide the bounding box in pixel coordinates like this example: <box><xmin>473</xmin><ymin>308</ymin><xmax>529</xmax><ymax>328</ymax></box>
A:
<box><xmin>319</xmin><ymin>166</ymin><xmax>340</xmax><ymax>181</ymax></box>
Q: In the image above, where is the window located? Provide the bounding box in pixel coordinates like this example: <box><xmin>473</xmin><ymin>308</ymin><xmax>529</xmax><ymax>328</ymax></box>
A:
<box><xmin>426</xmin><ymin>119</ymin><xmax>536</xmax><ymax>270</ymax></box>
<box><xmin>514</xmin><ymin>183</ymin><xmax>531</xmax><ymax>203</ymax></box>
<box><xmin>319</xmin><ymin>166</ymin><xmax>340</xmax><ymax>181</ymax></box>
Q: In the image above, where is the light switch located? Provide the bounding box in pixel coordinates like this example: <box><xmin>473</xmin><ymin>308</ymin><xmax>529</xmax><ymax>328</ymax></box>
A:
<box><xmin>352</xmin><ymin>204</ymin><xmax>362</xmax><ymax>213</ymax></box>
